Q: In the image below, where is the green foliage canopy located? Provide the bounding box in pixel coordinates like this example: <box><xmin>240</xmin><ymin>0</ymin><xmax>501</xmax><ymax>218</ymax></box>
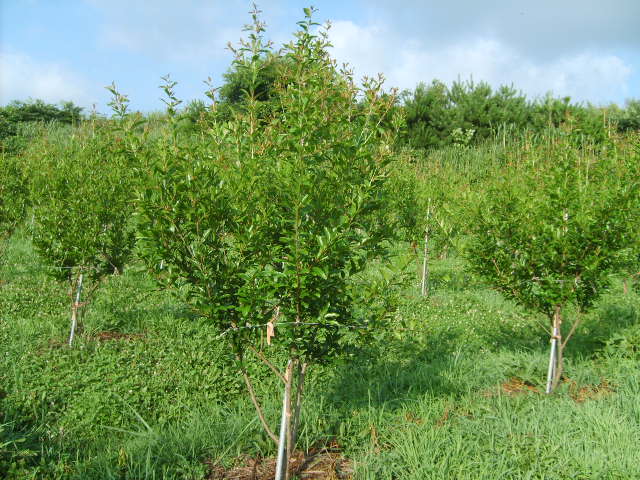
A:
<box><xmin>136</xmin><ymin>13</ymin><xmax>401</xmax><ymax>361</ymax></box>
<box><xmin>467</xmin><ymin>141</ymin><xmax>640</xmax><ymax>318</ymax></box>
<box><xmin>28</xmin><ymin>120</ymin><xmax>138</xmax><ymax>281</ymax></box>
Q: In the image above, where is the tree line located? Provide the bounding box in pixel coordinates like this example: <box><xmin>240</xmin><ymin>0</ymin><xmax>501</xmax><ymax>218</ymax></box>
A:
<box><xmin>2</xmin><ymin>62</ymin><xmax>640</xmax><ymax>154</ymax></box>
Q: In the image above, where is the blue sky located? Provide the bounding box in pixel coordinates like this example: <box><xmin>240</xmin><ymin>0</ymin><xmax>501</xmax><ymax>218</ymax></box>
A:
<box><xmin>2</xmin><ymin>0</ymin><xmax>639</xmax><ymax>114</ymax></box>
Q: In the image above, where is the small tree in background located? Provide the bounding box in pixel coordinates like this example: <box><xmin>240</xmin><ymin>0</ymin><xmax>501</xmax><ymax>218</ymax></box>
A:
<box><xmin>27</xmin><ymin>96</ymin><xmax>141</xmax><ymax>345</ymax></box>
<box><xmin>467</xmin><ymin>140</ymin><xmax>639</xmax><ymax>393</ymax></box>
<box><xmin>136</xmin><ymin>7</ymin><xmax>401</xmax><ymax>475</ymax></box>
<box><xmin>401</xmin><ymin>80</ymin><xmax>455</xmax><ymax>149</ymax></box>
<box><xmin>449</xmin><ymin>79</ymin><xmax>530</xmax><ymax>142</ymax></box>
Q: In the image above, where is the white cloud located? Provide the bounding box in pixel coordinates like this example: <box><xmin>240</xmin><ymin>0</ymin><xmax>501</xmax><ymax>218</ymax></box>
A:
<box><xmin>514</xmin><ymin>54</ymin><xmax>632</xmax><ymax>103</ymax></box>
<box><xmin>327</xmin><ymin>20</ymin><xmax>633</xmax><ymax>104</ymax></box>
<box><xmin>362</xmin><ymin>1</ymin><xmax>640</xmax><ymax>58</ymax></box>
<box><xmin>0</xmin><ymin>50</ymin><xmax>94</xmax><ymax>106</ymax></box>
<box><xmin>86</xmin><ymin>0</ymin><xmax>276</xmax><ymax>64</ymax></box>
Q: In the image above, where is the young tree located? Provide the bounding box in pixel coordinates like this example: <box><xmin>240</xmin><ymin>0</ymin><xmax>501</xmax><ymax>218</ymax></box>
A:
<box><xmin>449</xmin><ymin>79</ymin><xmax>530</xmax><ymax>142</ymax></box>
<box><xmin>401</xmin><ymin>80</ymin><xmax>456</xmax><ymax>149</ymax></box>
<box><xmin>135</xmin><ymin>7</ymin><xmax>401</xmax><ymax>475</ymax></box>
<box><xmin>28</xmin><ymin>100</ymin><xmax>141</xmax><ymax>345</ymax></box>
<box><xmin>467</xmin><ymin>140</ymin><xmax>639</xmax><ymax>393</ymax></box>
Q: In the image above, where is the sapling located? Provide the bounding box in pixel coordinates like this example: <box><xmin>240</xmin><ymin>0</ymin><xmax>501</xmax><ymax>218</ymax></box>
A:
<box><xmin>28</xmin><ymin>96</ymin><xmax>141</xmax><ymax>345</ymax></box>
<box><xmin>135</xmin><ymin>7</ymin><xmax>402</xmax><ymax>476</ymax></box>
<box><xmin>467</xmin><ymin>140</ymin><xmax>639</xmax><ymax>392</ymax></box>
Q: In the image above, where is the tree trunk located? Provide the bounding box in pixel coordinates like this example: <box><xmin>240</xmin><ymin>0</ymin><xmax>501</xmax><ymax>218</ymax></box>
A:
<box><xmin>275</xmin><ymin>360</ymin><xmax>293</xmax><ymax>480</ymax></box>
<box><xmin>68</xmin><ymin>273</ymin><xmax>84</xmax><ymax>346</ymax></box>
<box><xmin>291</xmin><ymin>362</ymin><xmax>307</xmax><ymax>448</ymax></box>
<box><xmin>420</xmin><ymin>229</ymin><xmax>430</xmax><ymax>297</ymax></box>
<box><xmin>275</xmin><ymin>358</ymin><xmax>308</xmax><ymax>480</ymax></box>
<box><xmin>284</xmin><ymin>360</ymin><xmax>295</xmax><ymax>480</ymax></box>
<box><xmin>551</xmin><ymin>306</ymin><xmax>564</xmax><ymax>391</ymax></box>
<box><xmin>545</xmin><ymin>306</ymin><xmax>563</xmax><ymax>394</ymax></box>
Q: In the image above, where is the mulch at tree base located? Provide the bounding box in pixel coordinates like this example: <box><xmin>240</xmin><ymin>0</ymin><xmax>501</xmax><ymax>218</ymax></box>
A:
<box><xmin>93</xmin><ymin>331</ymin><xmax>145</xmax><ymax>341</ymax></box>
<box><xmin>206</xmin><ymin>446</ymin><xmax>353</xmax><ymax>480</ymax></box>
<box><xmin>500</xmin><ymin>377</ymin><xmax>540</xmax><ymax>396</ymax></box>
<box><xmin>483</xmin><ymin>376</ymin><xmax>614</xmax><ymax>403</ymax></box>
<box><xmin>568</xmin><ymin>379</ymin><xmax>614</xmax><ymax>403</ymax></box>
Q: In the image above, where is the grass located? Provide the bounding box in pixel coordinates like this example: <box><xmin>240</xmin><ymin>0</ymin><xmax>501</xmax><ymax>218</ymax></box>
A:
<box><xmin>2</xmin><ymin>231</ymin><xmax>640</xmax><ymax>479</ymax></box>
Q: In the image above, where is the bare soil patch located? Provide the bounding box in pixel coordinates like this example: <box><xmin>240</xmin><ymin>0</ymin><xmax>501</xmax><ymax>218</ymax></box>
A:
<box><xmin>482</xmin><ymin>377</ymin><xmax>615</xmax><ymax>403</ymax></box>
<box><xmin>94</xmin><ymin>331</ymin><xmax>145</xmax><ymax>341</ymax></box>
<box><xmin>568</xmin><ymin>379</ymin><xmax>615</xmax><ymax>403</ymax></box>
<box><xmin>482</xmin><ymin>377</ymin><xmax>540</xmax><ymax>398</ymax></box>
<box><xmin>206</xmin><ymin>445</ymin><xmax>352</xmax><ymax>480</ymax></box>
<box><xmin>500</xmin><ymin>377</ymin><xmax>540</xmax><ymax>396</ymax></box>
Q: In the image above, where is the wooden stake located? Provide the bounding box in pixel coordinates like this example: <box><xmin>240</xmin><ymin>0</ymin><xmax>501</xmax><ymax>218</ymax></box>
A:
<box><xmin>68</xmin><ymin>272</ymin><xmax>84</xmax><ymax>347</ymax></box>
<box><xmin>545</xmin><ymin>325</ymin><xmax>557</xmax><ymax>394</ymax></box>
<box><xmin>545</xmin><ymin>306</ymin><xmax>562</xmax><ymax>394</ymax></box>
<box><xmin>420</xmin><ymin>229</ymin><xmax>429</xmax><ymax>297</ymax></box>
<box><xmin>421</xmin><ymin>204</ymin><xmax>432</xmax><ymax>297</ymax></box>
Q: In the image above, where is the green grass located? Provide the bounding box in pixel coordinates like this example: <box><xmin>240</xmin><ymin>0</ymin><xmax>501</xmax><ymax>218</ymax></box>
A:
<box><xmin>2</xmin><ymin>231</ymin><xmax>640</xmax><ymax>479</ymax></box>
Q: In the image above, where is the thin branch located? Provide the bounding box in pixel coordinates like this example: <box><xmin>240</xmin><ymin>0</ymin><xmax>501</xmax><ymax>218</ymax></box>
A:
<box><xmin>236</xmin><ymin>355</ymin><xmax>279</xmax><ymax>446</ymax></box>
<box><xmin>562</xmin><ymin>311</ymin><xmax>583</xmax><ymax>350</ymax></box>
<box><xmin>533</xmin><ymin>316</ymin><xmax>553</xmax><ymax>337</ymax></box>
<box><xmin>420</xmin><ymin>228</ymin><xmax>429</xmax><ymax>297</ymax></box>
<box><xmin>82</xmin><ymin>276</ymin><xmax>103</xmax><ymax>305</ymax></box>
<box><xmin>249</xmin><ymin>345</ymin><xmax>286</xmax><ymax>384</ymax></box>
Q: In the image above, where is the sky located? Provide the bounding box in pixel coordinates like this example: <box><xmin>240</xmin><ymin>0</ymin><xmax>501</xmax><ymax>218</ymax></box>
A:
<box><xmin>1</xmin><ymin>0</ymin><xmax>639</xmax><ymax>114</ymax></box>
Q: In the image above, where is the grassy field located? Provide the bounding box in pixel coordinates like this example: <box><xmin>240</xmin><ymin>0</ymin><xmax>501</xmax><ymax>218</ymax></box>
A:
<box><xmin>2</xmin><ymin>228</ymin><xmax>640</xmax><ymax>479</ymax></box>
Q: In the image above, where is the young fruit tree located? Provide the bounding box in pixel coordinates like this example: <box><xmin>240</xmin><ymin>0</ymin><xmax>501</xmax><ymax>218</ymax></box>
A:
<box><xmin>28</xmin><ymin>104</ymin><xmax>141</xmax><ymax>346</ymax></box>
<box><xmin>135</xmin><ymin>8</ymin><xmax>401</xmax><ymax>476</ymax></box>
<box><xmin>467</xmin><ymin>141</ymin><xmax>639</xmax><ymax>393</ymax></box>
